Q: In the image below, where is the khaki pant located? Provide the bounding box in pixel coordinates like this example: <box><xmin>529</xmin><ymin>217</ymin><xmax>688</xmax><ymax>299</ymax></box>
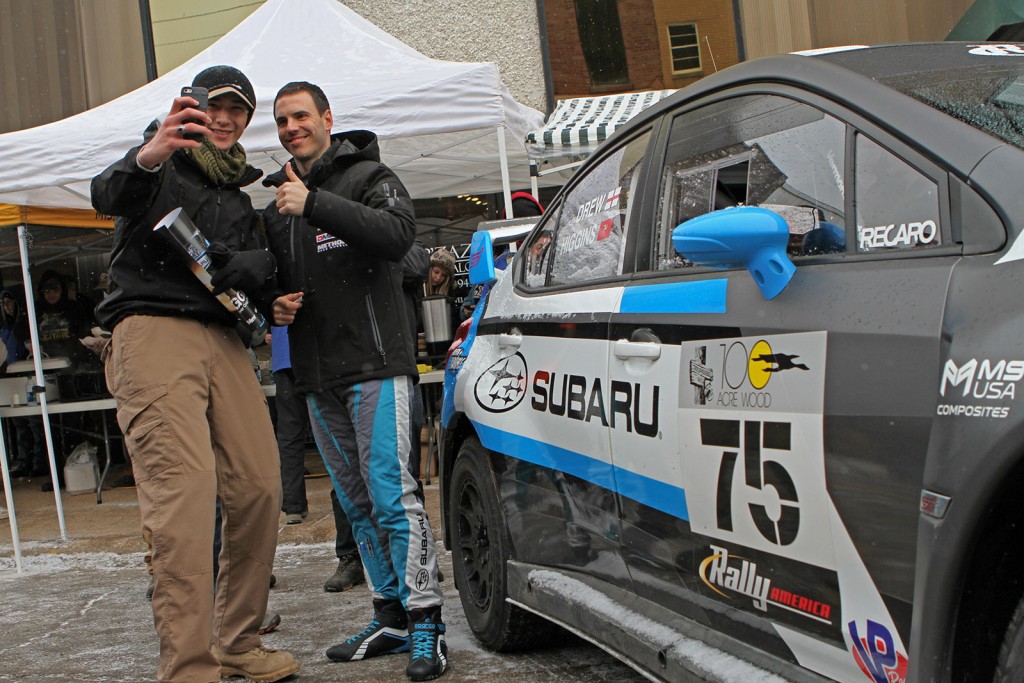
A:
<box><xmin>106</xmin><ymin>316</ymin><xmax>281</xmax><ymax>683</ymax></box>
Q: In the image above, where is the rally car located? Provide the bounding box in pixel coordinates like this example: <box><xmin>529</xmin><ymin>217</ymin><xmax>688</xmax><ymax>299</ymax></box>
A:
<box><xmin>439</xmin><ymin>43</ymin><xmax>1024</xmax><ymax>682</ymax></box>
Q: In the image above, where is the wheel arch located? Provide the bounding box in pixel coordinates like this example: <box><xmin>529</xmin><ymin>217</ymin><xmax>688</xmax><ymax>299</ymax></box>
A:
<box><xmin>439</xmin><ymin>413</ymin><xmax>484</xmax><ymax>549</ymax></box>
<box><xmin>948</xmin><ymin>446</ymin><xmax>1024</xmax><ymax>681</ymax></box>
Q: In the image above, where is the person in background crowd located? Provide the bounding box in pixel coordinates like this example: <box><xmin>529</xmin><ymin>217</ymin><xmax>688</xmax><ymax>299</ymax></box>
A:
<box><xmin>32</xmin><ymin>270</ymin><xmax>96</xmax><ymax>490</ymax></box>
<box><xmin>264</xmin><ymin>80</ymin><xmax>447</xmax><ymax>681</ymax></box>
<box><xmin>502</xmin><ymin>190</ymin><xmax>544</xmax><ymax>220</ymax></box>
<box><xmin>269</xmin><ymin>325</ymin><xmax>310</xmax><ymax>525</ymax></box>
<box><xmin>90</xmin><ymin>64</ymin><xmax>297</xmax><ymax>683</ymax></box>
<box><xmin>65</xmin><ymin>275</ymin><xmax>98</xmax><ymax>323</ymax></box>
<box><xmin>34</xmin><ymin>270</ymin><xmax>94</xmax><ymax>373</ymax></box>
<box><xmin>0</xmin><ymin>288</ymin><xmax>44</xmax><ymax>479</ymax></box>
<box><xmin>423</xmin><ymin>248</ymin><xmax>454</xmax><ymax>297</ymax></box>
<box><xmin>422</xmin><ymin>248</ymin><xmax>460</xmax><ymax>350</ymax></box>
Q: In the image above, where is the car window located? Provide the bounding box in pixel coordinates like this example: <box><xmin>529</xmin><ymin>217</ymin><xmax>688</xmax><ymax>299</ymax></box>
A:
<box><xmin>655</xmin><ymin>95</ymin><xmax>847</xmax><ymax>270</ymax></box>
<box><xmin>523</xmin><ymin>131</ymin><xmax>652</xmax><ymax>288</ymax></box>
<box><xmin>855</xmin><ymin>133</ymin><xmax>941</xmax><ymax>253</ymax></box>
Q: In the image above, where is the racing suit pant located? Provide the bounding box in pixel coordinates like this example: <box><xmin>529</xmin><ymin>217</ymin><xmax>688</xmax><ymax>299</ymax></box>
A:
<box><xmin>307</xmin><ymin>375</ymin><xmax>443</xmax><ymax>611</ymax></box>
<box><xmin>105</xmin><ymin>316</ymin><xmax>281</xmax><ymax>683</ymax></box>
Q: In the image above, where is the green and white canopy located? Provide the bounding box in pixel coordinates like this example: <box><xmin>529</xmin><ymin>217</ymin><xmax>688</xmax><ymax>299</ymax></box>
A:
<box><xmin>526</xmin><ymin>90</ymin><xmax>675</xmax><ymax>160</ymax></box>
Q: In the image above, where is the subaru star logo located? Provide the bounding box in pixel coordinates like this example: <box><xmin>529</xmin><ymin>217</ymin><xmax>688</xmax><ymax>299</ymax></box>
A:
<box><xmin>474</xmin><ymin>353</ymin><xmax>528</xmax><ymax>413</ymax></box>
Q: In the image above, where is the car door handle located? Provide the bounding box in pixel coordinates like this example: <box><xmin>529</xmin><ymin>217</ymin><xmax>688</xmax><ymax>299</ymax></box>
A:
<box><xmin>613</xmin><ymin>340</ymin><xmax>661</xmax><ymax>360</ymax></box>
<box><xmin>498</xmin><ymin>332</ymin><xmax>522</xmax><ymax>349</ymax></box>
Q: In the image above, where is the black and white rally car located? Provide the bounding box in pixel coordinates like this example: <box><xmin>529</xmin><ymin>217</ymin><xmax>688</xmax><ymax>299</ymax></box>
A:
<box><xmin>439</xmin><ymin>43</ymin><xmax>1024</xmax><ymax>682</ymax></box>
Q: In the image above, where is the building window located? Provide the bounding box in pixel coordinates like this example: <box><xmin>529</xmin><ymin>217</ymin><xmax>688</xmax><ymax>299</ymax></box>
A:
<box><xmin>574</xmin><ymin>0</ymin><xmax>630</xmax><ymax>87</ymax></box>
<box><xmin>668</xmin><ymin>23</ymin><xmax>701</xmax><ymax>74</ymax></box>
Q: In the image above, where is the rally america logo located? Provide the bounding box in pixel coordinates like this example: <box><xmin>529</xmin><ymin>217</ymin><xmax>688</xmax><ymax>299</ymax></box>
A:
<box><xmin>474</xmin><ymin>353</ymin><xmax>528</xmax><ymax>413</ymax></box>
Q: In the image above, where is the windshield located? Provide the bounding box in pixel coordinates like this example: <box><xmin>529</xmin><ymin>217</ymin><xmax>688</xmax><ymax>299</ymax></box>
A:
<box><xmin>881</xmin><ymin>65</ymin><xmax>1024</xmax><ymax>150</ymax></box>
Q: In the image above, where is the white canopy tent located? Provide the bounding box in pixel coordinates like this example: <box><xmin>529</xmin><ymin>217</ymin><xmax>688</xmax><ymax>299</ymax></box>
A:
<box><xmin>0</xmin><ymin>0</ymin><xmax>545</xmax><ymax>210</ymax></box>
<box><xmin>0</xmin><ymin>0</ymin><xmax>545</xmax><ymax>573</ymax></box>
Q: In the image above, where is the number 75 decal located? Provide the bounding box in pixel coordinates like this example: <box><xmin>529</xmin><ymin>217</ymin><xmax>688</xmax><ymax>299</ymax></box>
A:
<box><xmin>700</xmin><ymin>418</ymin><xmax>800</xmax><ymax>545</ymax></box>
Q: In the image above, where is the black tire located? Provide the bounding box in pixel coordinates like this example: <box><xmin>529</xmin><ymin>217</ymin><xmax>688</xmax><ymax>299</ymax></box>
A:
<box><xmin>996</xmin><ymin>595</ymin><xmax>1024</xmax><ymax>681</ymax></box>
<box><xmin>448</xmin><ymin>437</ymin><xmax>560</xmax><ymax>651</ymax></box>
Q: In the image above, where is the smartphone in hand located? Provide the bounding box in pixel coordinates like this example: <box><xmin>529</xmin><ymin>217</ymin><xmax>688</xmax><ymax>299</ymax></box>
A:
<box><xmin>180</xmin><ymin>86</ymin><xmax>208</xmax><ymax>141</ymax></box>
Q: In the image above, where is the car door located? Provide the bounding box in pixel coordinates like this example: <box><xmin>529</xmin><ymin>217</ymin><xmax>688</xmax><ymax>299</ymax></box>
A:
<box><xmin>608</xmin><ymin>90</ymin><xmax>957</xmax><ymax>682</ymax></box>
<box><xmin>462</xmin><ymin>127</ymin><xmax>656</xmax><ymax>584</ymax></box>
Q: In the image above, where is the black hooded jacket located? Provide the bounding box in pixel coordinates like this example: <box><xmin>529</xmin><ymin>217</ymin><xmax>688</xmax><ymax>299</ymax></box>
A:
<box><xmin>90</xmin><ymin>121</ymin><xmax>265</xmax><ymax>331</ymax></box>
<box><xmin>262</xmin><ymin>131</ymin><xmax>416</xmax><ymax>393</ymax></box>
<box><xmin>35</xmin><ymin>270</ymin><xmax>93</xmax><ymax>370</ymax></box>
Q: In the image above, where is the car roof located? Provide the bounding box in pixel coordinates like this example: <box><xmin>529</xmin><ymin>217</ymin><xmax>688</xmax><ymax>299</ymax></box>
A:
<box><xmin>630</xmin><ymin>42</ymin><xmax>1021</xmax><ymax>123</ymax></box>
<box><xmin>587</xmin><ymin>42</ymin><xmax>1017</xmax><ymax>189</ymax></box>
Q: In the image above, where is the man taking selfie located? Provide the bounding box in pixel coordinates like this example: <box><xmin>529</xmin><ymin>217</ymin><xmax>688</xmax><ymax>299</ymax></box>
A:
<box><xmin>91</xmin><ymin>65</ymin><xmax>298</xmax><ymax>683</ymax></box>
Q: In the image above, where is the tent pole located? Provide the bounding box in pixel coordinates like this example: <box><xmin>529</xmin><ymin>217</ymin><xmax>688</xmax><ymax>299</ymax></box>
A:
<box><xmin>17</xmin><ymin>225</ymin><xmax>67</xmax><ymax>541</ymax></box>
<box><xmin>0</xmin><ymin>412</ymin><xmax>22</xmax><ymax>573</ymax></box>
<box><xmin>530</xmin><ymin>161</ymin><xmax>540</xmax><ymax>200</ymax></box>
<box><xmin>498</xmin><ymin>125</ymin><xmax>514</xmax><ymax>218</ymax></box>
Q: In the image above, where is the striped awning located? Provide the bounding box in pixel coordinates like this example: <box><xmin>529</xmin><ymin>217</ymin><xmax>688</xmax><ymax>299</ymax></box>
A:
<box><xmin>526</xmin><ymin>90</ymin><xmax>676</xmax><ymax>160</ymax></box>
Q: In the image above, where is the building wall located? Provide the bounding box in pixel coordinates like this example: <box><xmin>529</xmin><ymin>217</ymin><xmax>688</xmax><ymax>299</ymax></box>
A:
<box><xmin>343</xmin><ymin>0</ymin><xmax>546</xmax><ymax>113</ymax></box>
<box><xmin>651</xmin><ymin>0</ymin><xmax>739</xmax><ymax>87</ymax></box>
<box><xmin>150</xmin><ymin>0</ymin><xmax>547</xmax><ymax>113</ymax></box>
<box><xmin>544</xmin><ymin>0</ymin><xmax>740</xmax><ymax>99</ymax></box>
<box><xmin>149</xmin><ymin>0</ymin><xmax>262</xmax><ymax>76</ymax></box>
<box><xmin>0</xmin><ymin>0</ymin><xmax>147</xmax><ymax>134</ymax></box>
<box><xmin>739</xmin><ymin>0</ymin><xmax>975</xmax><ymax>59</ymax></box>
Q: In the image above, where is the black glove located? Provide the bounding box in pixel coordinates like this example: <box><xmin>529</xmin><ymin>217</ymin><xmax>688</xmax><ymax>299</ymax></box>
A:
<box><xmin>207</xmin><ymin>242</ymin><xmax>276</xmax><ymax>296</ymax></box>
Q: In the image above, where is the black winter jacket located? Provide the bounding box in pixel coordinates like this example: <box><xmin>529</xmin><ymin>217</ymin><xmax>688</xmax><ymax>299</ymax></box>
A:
<box><xmin>263</xmin><ymin>131</ymin><xmax>417</xmax><ymax>393</ymax></box>
<box><xmin>90</xmin><ymin>124</ymin><xmax>265</xmax><ymax>331</ymax></box>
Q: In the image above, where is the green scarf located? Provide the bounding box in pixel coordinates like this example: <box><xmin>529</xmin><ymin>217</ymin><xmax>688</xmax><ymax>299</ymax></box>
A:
<box><xmin>189</xmin><ymin>139</ymin><xmax>248</xmax><ymax>185</ymax></box>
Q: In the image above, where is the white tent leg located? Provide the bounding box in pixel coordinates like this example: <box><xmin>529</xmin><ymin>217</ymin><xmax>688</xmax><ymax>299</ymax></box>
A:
<box><xmin>498</xmin><ymin>125</ymin><xmax>513</xmax><ymax>218</ymax></box>
<box><xmin>530</xmin><ymin>161</ymin><xmax>539</xmax><ymax>201</ymax></box>
<box><xmin>17</xmin><ymin>225</ymin><xmax>67</xmax><ymax>541</ymax></box>
<box><xmin>0</xmin><ymin>415</ymin><xmax>23</xmax><ymax>573</ymax></box>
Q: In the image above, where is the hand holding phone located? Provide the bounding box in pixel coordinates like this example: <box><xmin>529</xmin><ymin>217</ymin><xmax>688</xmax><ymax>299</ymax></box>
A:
<box><xmin>180</xmin><ymin>86</ymin><xmax>208</xmax><ymax>141</ymax></box>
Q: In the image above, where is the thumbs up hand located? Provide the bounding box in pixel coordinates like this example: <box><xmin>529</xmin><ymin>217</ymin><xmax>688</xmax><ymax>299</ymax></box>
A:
<box><xmin>275</xmin><ymin>162</ymin><xmax>309</xmax><ymax>216</ymax></box>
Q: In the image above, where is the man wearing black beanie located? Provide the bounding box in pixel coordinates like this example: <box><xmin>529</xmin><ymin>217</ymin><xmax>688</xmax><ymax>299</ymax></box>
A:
<box><xmin>91</xmin><ymin>65</ymin><xmax>298</xmax><ymax>683</ymax></box>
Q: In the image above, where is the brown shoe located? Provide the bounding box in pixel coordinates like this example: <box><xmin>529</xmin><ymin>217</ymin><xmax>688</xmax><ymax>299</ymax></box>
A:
<box><xmin>324</xmin><ymin>554</ymin><xmax>366</xmax><ymax>592</ymax></box>
<box><xmin>212</xmin><ymin>643</ymin><xmax>299</xmax><ymax>682</ymax></box>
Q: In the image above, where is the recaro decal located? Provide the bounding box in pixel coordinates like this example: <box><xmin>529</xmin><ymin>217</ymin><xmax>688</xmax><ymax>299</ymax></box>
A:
<box><xmin>857</xmin><ymin>220</ymin><xmax>938</xmax><ymax>251</ymax></box>
<box><xmin>473</xmin><ymin>352</ymin><xmax>528</xmax><ymax>413</ymax></box>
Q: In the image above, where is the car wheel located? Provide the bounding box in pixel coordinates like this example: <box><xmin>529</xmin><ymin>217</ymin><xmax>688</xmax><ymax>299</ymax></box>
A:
<box><xmin>449</xmin><ymin>436</ymin><xmax>559</xmax><ymax>651</ymax></box>
<box><xmin>995</xmin><ymin>594</ymin><xmax>1024</xmax><ymax>681</ymax></box>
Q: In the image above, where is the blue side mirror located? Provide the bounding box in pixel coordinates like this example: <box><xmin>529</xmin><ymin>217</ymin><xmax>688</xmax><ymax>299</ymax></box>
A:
<box><xmin>468</xmin><ymin>230</ymin><xmax>496</xmax><ymax>286</ymax></box>
<box><xmin>672</xmin><ymin>206</ymin><xmax>796</xmax><ymax>300</ymax></box>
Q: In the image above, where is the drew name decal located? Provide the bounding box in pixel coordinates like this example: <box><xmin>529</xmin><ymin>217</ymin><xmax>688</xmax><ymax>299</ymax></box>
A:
<box><xmin>531</xmin><ymin>371</ymin><xmax>659</xmax><ymax>437</ymax></box>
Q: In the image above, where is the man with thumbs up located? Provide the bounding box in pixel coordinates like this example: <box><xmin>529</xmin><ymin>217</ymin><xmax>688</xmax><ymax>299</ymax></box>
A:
<box><xmin>263</xmin><ymin>81</ymin><xmax>448</xmax><ymax>681</ymax></box>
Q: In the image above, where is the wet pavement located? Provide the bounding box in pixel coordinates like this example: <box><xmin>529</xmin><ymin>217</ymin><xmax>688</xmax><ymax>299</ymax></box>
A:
<box><xmin>0</xmin><ymin>466</ymin><xmax>647</xmax><ymax>683</ymax></box>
